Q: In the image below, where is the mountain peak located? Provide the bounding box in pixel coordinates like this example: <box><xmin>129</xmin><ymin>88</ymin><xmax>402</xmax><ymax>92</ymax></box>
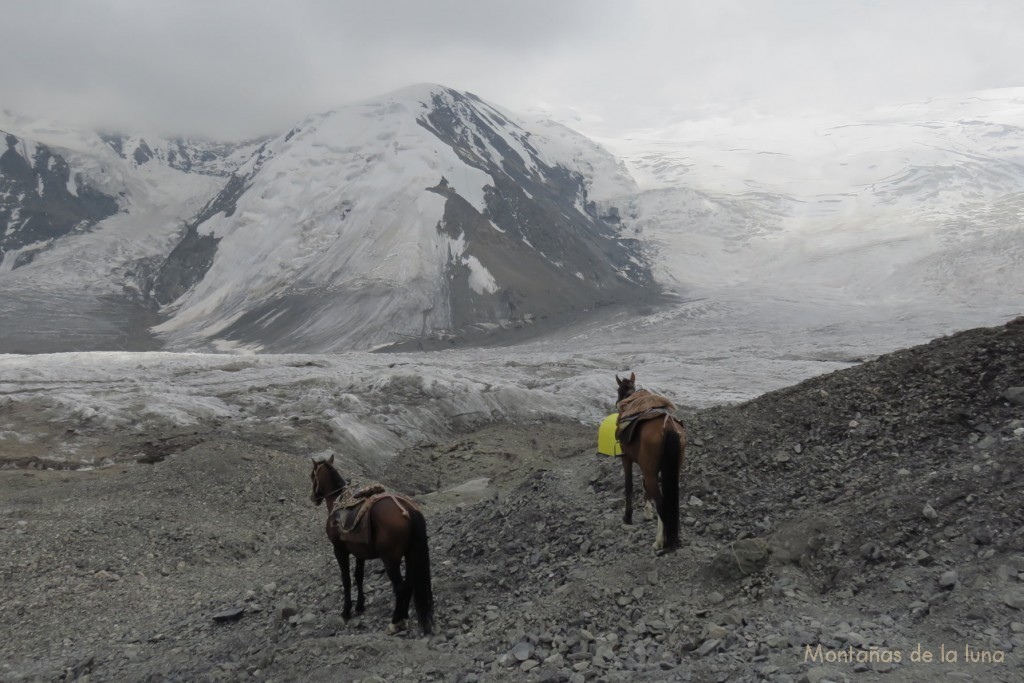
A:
<box><xmin>373</xmin><ymin>82</ymin><xmax>458</xmax><ymax>101</ymax></box>
<box><xmin>147</xmin><ymin>86</ymin><xmax>654</xmax><ymax>352</ymax></box>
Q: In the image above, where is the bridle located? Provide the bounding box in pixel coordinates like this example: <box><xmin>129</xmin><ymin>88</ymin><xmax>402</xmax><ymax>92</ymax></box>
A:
<box><xmin>311</xmin><ymin>462</ymin><xmax>346</xmax><ymax>503</ymax></box>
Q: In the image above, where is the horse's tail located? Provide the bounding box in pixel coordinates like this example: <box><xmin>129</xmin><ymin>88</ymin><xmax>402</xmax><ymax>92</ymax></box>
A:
<box><xmin>659</xmin><ymin>425</ymin><xmax>682</xmax><ymax>549</ymax></box>
<box><xmin>407</xmin><ymin>508</ymin><xmax>435</xmax><ymax>634</ymax></box>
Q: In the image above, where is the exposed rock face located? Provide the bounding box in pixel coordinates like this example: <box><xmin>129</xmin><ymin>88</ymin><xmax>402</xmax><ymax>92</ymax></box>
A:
<box><xmin>419</xmin><ymin>90</ymin><xmax>653</xmax><ymax>337</ymax></box>
<box><xmin>0</xmin><ymin>132</ymin><xmax>118</xmax><ymax>269</ymax></box>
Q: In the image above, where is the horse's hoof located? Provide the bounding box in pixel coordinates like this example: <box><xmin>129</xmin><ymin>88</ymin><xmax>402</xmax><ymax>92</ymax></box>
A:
<box><xmin>386</xmin><ymin>620</ymin><xmax>408</xmax><ymax>635</ymax></box>
<box><xmin>655</xmin><ymin>545</ymin><xmax>678</xmax><ymax>556</ymax></box>
<box><xmin>355</xmin><ymin>604</ymin><xmax>365</xmax><ymax>614</ymax></box>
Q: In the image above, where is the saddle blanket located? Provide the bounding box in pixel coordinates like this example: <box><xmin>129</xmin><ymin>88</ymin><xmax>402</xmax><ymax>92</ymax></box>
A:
<box><xmin>616</xmin><ymin>407</ymin><xmax>677</xmax><ymax>445</ymax></box>
<box><xmin>616</xmin><ymin>390</ymin><xmax>676</xmax><ymax>418</ymax></box>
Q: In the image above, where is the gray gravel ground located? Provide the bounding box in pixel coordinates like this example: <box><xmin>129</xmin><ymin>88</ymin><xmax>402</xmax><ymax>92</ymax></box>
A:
<box><xmin>1</xmin><ymin>318</ymin><xmax>1023</xmax><ymax>682</ymax></box>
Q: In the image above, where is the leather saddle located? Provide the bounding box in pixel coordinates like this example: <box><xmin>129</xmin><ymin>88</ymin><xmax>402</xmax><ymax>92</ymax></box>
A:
<box><xmin>330</xmin><ymin>484</ymin><xmax>416</xmax><ymax>545</ymax></box>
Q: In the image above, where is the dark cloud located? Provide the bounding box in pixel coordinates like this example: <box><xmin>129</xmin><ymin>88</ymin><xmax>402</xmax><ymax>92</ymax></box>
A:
<box><xmin>2</xmin><ymin>0</ymin><xmax>1022</xmax><ymax>139</ymax></box>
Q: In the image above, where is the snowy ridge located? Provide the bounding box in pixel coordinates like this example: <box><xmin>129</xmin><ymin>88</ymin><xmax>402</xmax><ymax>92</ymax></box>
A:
<box><xmin>98</xmin><ymin>132</ymin><xmax>264</xmax><ymax>177</ymax></box>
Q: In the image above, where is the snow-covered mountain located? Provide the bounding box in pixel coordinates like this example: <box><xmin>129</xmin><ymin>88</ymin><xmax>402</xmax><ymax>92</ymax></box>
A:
<box><xmin>2</xmin><ymin>87</ymin><xmax>1022</xmax><ymax>356</ymax></box>
<box><xmin>596</xmin><ymin>89</ymin><xmax>1024</xmax><ymax>312</ymax></box>
<box><xmin>0</xmin><ymin>112</ymin><xmax>259</xmax><ymax>352</ymax></box>
<box><xmin>0</xmin><ymin>88</ymin><xmax>657</xmax><ymax>354</ymax></box>
<box><xmin>145</xmin><ymin>85</ymin><xmax>656</xmax><ymax>352</ymax></box>
<box><xmin>0</xmin><ymin>130</ymin><xmax>119</xmax><ymax>269</ymax></box>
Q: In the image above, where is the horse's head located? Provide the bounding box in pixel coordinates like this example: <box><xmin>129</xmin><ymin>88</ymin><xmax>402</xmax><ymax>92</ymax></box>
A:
<box><xmin>615</xmin><ymin>372</ymin><xmax>637</xmax><ymax>404</ymax></box>
<box><xmin>310</xmin><ymin>454</ymin><xmax>346</xmax><ymax>505</ymax></box>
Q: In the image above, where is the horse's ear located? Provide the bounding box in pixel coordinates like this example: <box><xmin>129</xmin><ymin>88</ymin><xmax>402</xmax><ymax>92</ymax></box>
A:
<box><xmin>615</xmin><ymin>374</ymin><xmax>621</xmax><ymax>385</ymax></box>
<box><xmin>629</xmin><ymin>372</ymin><xmax>635</xmax><ymax>383</ymax></box>
<box><xmin>328</xmin><ymin>453</ymin><xmax>334</xmax><ymax>464</ymax></box>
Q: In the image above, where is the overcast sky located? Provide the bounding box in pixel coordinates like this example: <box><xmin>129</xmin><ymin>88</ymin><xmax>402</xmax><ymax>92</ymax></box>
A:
<box><xmin>3</xmin><ymin>0</ymin><xmax>1024</xmax><ymax>140</ymax></box>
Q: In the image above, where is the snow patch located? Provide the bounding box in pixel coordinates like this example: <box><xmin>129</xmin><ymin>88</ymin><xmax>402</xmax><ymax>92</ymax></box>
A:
<box><xmin>464</xmin><ymin>255</ymin><xmax>498</xmax><ymax>294</ymax></box>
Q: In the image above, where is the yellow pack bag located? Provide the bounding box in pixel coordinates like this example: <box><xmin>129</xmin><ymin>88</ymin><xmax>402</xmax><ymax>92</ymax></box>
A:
<box><xmin>597</xmin><ymin>413</ymin><xmax>622</xmax><ymax>456</ymax></box>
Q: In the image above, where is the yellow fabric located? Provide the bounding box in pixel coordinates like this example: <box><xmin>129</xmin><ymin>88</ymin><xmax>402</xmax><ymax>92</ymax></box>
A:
<box><xmin>597</xmin><ymin>413</ymin><xmax>622</xmax><ymax>456</ymax></box>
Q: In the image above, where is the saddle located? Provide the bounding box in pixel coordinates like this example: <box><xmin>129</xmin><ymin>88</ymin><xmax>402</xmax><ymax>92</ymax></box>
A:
<box><xmin>616</xmin><ymin>390</ymin><xmax>680</xmax><ymax>445</ymax></box>
<box><xmin>330</xmin><ymin>482</ymin><xmax>419</xmax><ymax>545</ymax></box>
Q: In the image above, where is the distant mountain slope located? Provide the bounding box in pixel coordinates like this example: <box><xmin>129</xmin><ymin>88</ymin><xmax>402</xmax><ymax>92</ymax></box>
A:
<box><xmin>0</xmin><ymin>113</ymin><xmax>260</xmax><ymax>278</ymax></box>
<box><xmin>597</xmin><ymin>89</ymin><xmax>1024</xmax><ymax>310</ymax></box>
<box><xmin>149</xmin><ymin>84</ymin><xmax>657</xmax><ymax>352</ymax></box>
<box><xmin>0</xmin><ymin>114</ymin><xmax>248</xmax><ymax>352</ymax></box>
<box><xmin>0</xmin><ymin>131</ymin><xmax>119</xmax><ymax>269</ymax></box>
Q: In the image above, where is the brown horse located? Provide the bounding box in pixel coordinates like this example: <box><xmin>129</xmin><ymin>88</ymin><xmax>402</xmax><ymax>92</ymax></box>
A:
<box><xmin>615</xmin><ymin>372</ymin><xmax>685</xmax><ymax>551</ymax></box>
<box><xmin>309</xmin><ymin>455</ymin><xmax>434</xmax><ymax>634</ymax></box>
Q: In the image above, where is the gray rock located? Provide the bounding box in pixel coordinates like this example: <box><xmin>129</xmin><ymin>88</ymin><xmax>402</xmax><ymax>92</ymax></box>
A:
<box><xmin>972</xmin><ymin>528</ymin><xmax>993</xmax><ymax>545</ymax></box>
<box><xmin>1005</xmin><ymin>590</ymin><xmax>1024</xmax><ymax>610</ymax></box>
<box><xmin>512</xmin><ymin>641</ymin><xmax>534</xmax><ymax>661</ymax></box>
<box><xmin>709</xmin><ymin>538</ymin><xmax>771</xmax><ymax>579</ymax></box>
<box><xmin>799</xmin><ymin>667</ymin><xmax>844</xmax><ymax>683</ymax></box>
<box><xmin>1002</xmin><ymin>387</ymin><xmax>1024</xmax><ymax>406</ymax></box>
<box><xmin>705</xmin><ymin>624</ymin><xmax>728</xmax><ymax>640</ymax></box>
<box><xmin>211</xmin><ymin>607</ymin><xmax>245</xmax><ymax>623</ymax></box>
<box><xmin>278</xmin><ymin>602</ymin><xmax>299</xmax><ymax>620</ymax></box>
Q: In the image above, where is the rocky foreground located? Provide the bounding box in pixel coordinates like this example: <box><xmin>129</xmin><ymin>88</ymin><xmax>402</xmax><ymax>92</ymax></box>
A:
<box><xmin>1</xmin><ymin>318</ymin><xmax>1023</xmax><ymax>682</ymax></box>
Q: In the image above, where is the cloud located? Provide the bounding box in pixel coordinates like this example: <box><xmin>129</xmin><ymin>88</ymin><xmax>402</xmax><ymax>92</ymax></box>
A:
<box><xmin>2</xmin><ymin>0</ymin><xmax>1023</xmax><ymax>139</ymax></box>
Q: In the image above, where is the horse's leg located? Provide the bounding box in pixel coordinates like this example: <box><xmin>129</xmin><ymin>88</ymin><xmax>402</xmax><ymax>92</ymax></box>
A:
<box><xmin>354</xmin><ymin>557</ymin><xmax>366</xmax><ymax>614</ymax></box>
<box><xmin>642</xmin><ymin>469</ymin><xmax>665</xmax><ymax>550</ymax></box>
<box><xmin>334</xmin><ymin>544</ymin><xmax>353</xmax><ymax>620</ymax></box>
<box><xmin>622</xmin><ymin>455</ymin><xmax>633</xmax><ymax>525</ymax></box>
<box><xmin>383</xmin><ymin>558</ymin><xmax>409</xmax><ymax>635</ymax></box>
<box><xmin>644</xmin><ymin>498</ymin><xmax>655</xmax><ymax>521</ymax></box>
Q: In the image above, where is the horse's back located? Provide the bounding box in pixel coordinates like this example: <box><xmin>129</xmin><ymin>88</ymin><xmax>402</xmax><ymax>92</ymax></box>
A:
<box><xmin>626</xmin><ymin>416</ymin><xmax>685</xmax><ymax>467</ymax></box>
<box><xmin>366</xmin><ymin>496</ymin><xmax>418</xmax><ymax>559</ymax></box>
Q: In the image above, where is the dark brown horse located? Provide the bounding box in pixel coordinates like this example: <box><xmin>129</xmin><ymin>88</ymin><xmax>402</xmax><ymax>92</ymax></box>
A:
<box><xmin>310</xmin><ymin>455</ymin><xmax>434</xmax><ymax>634</ymax></box>
<box><xmin>615</xmin><ymin>372</ymin><xmax>685</xmax><ymax>551</ymax></box>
